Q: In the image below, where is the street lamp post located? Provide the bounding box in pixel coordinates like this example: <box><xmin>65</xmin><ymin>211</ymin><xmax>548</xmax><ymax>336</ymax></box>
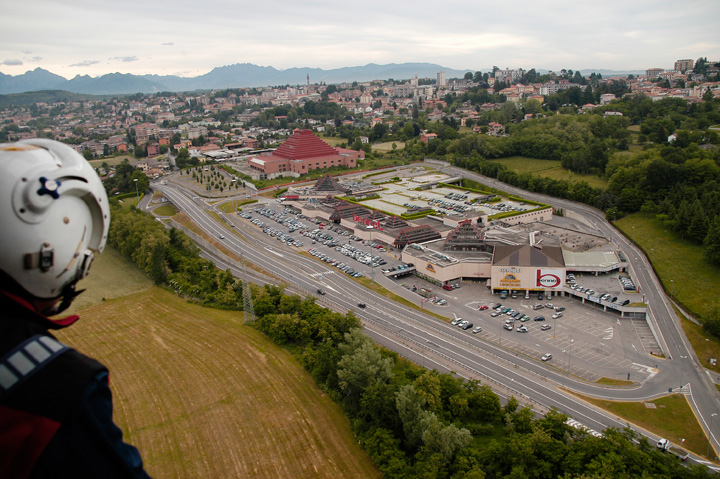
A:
<box><xmin>706</xmin><ymin>338</ymin><xmax>711</xmax><ymax>363</ymax></box>
<box><xmin>133</xmin><ymin>178</ymin><xmax>139</xmax><ymax>199</ymax></box>
<box><xmin>708</xmin><ymin>413</ymin><xmax>718</xmax><ymax>459</ymax></box>
<box><xmin>670</xmin><ymin>279</ymin><xmax>674</xmax><ymax>301</ymax></box>
<box><xmin>368</xmin><ymin>226</ymin><xmax>375</xmax><ymax>284</ymax></box>
<box><xmin>632</xmin><ymin>226</ymin><xmax>635</xmax><ymax>245</ymax></box>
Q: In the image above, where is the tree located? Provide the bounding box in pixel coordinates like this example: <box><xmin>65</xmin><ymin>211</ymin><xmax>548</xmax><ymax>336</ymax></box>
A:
<box><xmin>337</xmin><ymin>329</ymin><xmax>393</xmax><ymax>409</ymax></box>
<box><xmin>704</xmin><ymin>216</ymin><xmax>720</xmax><ymax>265</ymax></box>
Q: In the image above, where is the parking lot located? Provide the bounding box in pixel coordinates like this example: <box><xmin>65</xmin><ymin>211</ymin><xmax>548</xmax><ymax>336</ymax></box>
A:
<box><xmin>392</xmin><ymin>276</ymin><xmax>655</xmax><ymax>383</ymax></box>
<box><xmin>240</xmin><ymin>205</ymin><xmax>406</xmax><ymax>282</ymax></box>
<box><xmin>237</xmin><ymin>203</ymin><xmax>655</xmax><ymax>384</ymax></box>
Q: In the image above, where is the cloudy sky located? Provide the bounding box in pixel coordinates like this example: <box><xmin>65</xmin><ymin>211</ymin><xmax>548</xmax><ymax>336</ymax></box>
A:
<box><xmin>1</xmin><ymin>0</ymin><xmax>719</xmax><ymax>79</ymax></box>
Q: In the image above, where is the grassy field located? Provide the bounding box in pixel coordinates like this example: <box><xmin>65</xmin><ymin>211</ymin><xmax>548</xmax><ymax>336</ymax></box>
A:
<box><xmin>318</xmin><ymin>135</ymin><xmax>346</xmax><ymax>147</ymax></box>
<box><xmin>152</xmin><ymin>204</ymin><xmax>178</xmax><ymax>216</ymax></box>
<box><xmin>570</xmin><ymin>392</ymin><xmax>711</xmax><ymax>459</ymax></box>
<box><xmin>491</xmin><ymin>156</ymin><xmax>608</xmax><ymax>189</ymax></box>
<box><xmin>614</xmin><ymin>213</ymin><xmax>719</xmax><ymax>320</ymax></box>
<box><xmin>57</xmin><ymin>260</ymin><xmax>379</xmax><ymax>478</ymax></box>
<box><xmin>66</xmin><ymin>247</ymin><xmax>154</xmax><ymax>314</ymax></box>
<box><xmin>614</xmin><ymin>213</ymin><xmax>720</xmax><ymax>372</ymax></box>
<box><xmin>89</xmin><ymin>155</ymin><xmax>137</xmax><ymax>167</ymax></box>
<box><xmin>372</xmin><ymin>141</ymin><xmax>405</xmax><ymax>152</ymax></box>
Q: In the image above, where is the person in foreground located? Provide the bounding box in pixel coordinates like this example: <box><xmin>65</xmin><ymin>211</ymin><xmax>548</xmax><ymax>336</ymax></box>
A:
<box><xmin>0</xmin><ymin>139</ymin><xmax>151</xmax><ymax>478</ymax></box>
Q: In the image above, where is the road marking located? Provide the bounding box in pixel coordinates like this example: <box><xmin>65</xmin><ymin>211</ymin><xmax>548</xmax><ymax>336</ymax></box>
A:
<box><xmin>310</xmin><ymin>271</ymin><xmax>334</xmax><ymax>278</ymax></box>
<box><xmin>264</xmin><ymin>247</ymin><xmax>284</xmax><ymax>258</ymax></box>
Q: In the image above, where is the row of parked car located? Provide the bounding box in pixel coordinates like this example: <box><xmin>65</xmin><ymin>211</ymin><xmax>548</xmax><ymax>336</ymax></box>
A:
<box><xmin>451</xmin><ymin>316</ymin><xmax>482</xmax><ymax>334</ymax></box>
<box><xmin>335</xmin><ymin>243</ymin><xmax>387</xmax><ymax>268</ymax></box>
<box><xmin>567</xmin><ymin>273</ymin><xmax>633</xmax><ymax>305</ymax></box>
<box><xmin>308</xmin><ymin>248</ymin><xmax>365</xmax><ymax>278</ymax></box>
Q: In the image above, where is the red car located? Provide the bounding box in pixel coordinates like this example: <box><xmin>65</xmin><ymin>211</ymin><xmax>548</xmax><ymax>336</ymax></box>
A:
<box><xmin>479</xmin><ymin>305</ymin><xmax>489</xmax><ymax>310</ymax></box>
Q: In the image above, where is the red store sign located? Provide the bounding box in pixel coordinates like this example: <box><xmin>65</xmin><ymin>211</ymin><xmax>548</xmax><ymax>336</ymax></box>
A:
<box><xmin>352</xmin><ymin>213</ymin><xmax>384</xmax><ymax>231</ymax></box>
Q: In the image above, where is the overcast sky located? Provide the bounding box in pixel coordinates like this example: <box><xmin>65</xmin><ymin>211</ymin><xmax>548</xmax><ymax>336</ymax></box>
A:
<box><xmin>1</xmin><ymin>0</ymin><xmax>719</xmax><ymax>79</ymax></box>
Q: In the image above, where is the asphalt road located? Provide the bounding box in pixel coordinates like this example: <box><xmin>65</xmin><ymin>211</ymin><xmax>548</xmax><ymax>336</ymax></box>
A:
<box><xmin>154</xmin><ymin>170</ymin><xmax>720</xmax><ymax>470</ymax></box>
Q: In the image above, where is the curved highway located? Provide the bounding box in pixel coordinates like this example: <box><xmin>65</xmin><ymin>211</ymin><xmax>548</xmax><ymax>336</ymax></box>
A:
<box><xmin>154</xmin><ymin>170</ymin><xmax>720</xmax><ymax>469</ymax></box>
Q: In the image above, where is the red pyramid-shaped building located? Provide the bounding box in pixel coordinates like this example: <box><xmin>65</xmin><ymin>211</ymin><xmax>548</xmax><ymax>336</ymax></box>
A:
<box><xmin>248</xmin><ymin>129</ymin><xmax>364</xmax><ymax>177</ymax></box>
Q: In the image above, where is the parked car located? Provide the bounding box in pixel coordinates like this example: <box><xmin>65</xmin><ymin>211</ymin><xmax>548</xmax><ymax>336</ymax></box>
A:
<box><xmin>472</xmin><ymin>326</ymin><xmax>483</xmax><ymax>334</ymax></box>
<box><xmin>534</xmin><ymin>315</ymin><xmax>546</xmax><ymax>321</ymax></box>
<box><xmin>491</xmin><ymin>311</ymin><xmax>501</xmax><ymax>317</ymax></box>
<box><xmin>443</xmin><ymin>284</ymin><xmax>453</xmax><ymax>291</ymax></box>
<box><xmin>479</xmin><ymin>305</ymin><xmax>489</xmax><ymax>310</ymax></box>
<box><xmin>358</xmin><ymin>303</ymin><xmax>366</xmax><ymax>308</ymax></box>
<box><xmin>516</xmin><ymin>325</ymin><xmax>528</xmax><ymax>333</ymax></box>
<box><xmin>545</xmin><ymin>303</ymin><xmax>554</xmax><ymax>309</ymax></box>
<box><xmin>317</xmin><ymin>289</ymin><xmax>326</xmax><ymax>295</ymax></box>
<box><xmin>554</xmin><ymin>306</ymin><xmax>565</xmax><ymax>312</ymax></box>
<box><xmin>541</xmin><ymin>353</ymin><xmax>553</xmax><ymax>361</ymax></box>
<box><xmin>503</xmin><ymin>323</ymin><xmax>513</xmax><ymax>331</ymax></box>
<box><xmin>461</xmin><ymin>322</ymin><xmax>474</xmax><ymax>330</ymax></box>
<box><xmin>541</xmin><ymin>324</ymin><xmax>552</xmax><ymax>331</ymax></box>
<box><xmin>451</xmin><ymin>317</ymin><xmax>463</xmax><ymax>325</ymax></box>
<box><xmin>552</xmin><ymin>312</ymin><xmax>563</xmax><ymax>319</ymax></box>
<box><xmin>533</xmin><ymin>304</ymin><xmax>544</xmax><ymax>310</ymax></box>
<box><xmin>458</xmin><ymin>320</ymin><xmax>469</xmax><ymax>328</ymax></box>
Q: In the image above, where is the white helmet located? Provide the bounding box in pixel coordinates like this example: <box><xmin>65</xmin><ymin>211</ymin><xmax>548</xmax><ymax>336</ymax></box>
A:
<box><xmin>0</xmin><ymin>139</ymin><xmax>109</xmax><ymax>303</ymax></box>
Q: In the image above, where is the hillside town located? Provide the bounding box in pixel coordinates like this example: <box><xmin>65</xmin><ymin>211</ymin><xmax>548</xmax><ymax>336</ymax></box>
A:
<box><xmin>1</xmin><ymin>57</ymin><xmax>718</xmax><ymax>180</ymax></box>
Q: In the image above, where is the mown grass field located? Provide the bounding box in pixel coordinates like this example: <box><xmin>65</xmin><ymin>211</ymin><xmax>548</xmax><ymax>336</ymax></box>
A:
<box><xmin>66</xmin><ymin>247</ymin><xmax>154</xmax><ymax>314</ymax></box>
<box><xmin>614</xmin><ymin>213</ymin><xmax>720</xmax><ymax>373</ymax></box>
<box><xmin>614</xmin><ymin>213</ymin><xmax>719</xmax><ymax>320</ymax></box>
<box><xmin>372</xmin><ymin>141</ymin><xmax>405</xmax><ymax>152</ymax></box>
<box><xmin>57</xmin><ymin>253</ymin><xmax>379</xmax><ymax>478</ymax></box>
<box><xmin>571</xmin><ymin>392</ymin><xmax>710</xmax><ymax>459</ymax></box>
<box><xmin>491</xmin><ymin>156</ymin><xmax>608</xmax><ymax>189</ymax></box>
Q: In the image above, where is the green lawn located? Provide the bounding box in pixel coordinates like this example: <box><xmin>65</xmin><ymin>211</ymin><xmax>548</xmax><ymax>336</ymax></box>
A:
<box><xmin>572</xmin><ymin>392</ymin><xmax>711</xmax><ymax>459</ymax></box>
<box><xmin>614</xmin><ymin>213</ymin><xmax>718</xmax><ymax>319</ymax></box>
<box><xmin>372</xmin><ymin>141</ymin><xmax>405</xmax><ymax>152</ymax></box>
<box><xmin>318</xmin><ymin>135</ymin><xmax>346</xmax><ymax>147</ymax></box>
<box><xmin>491</xmin><ymin>156</ymin><xmax>608</xmax><ymax>189</ymax></box>
<box><xmin>153</xmin><ymin>204</ymin><xmax>178</xmax><ymax>216</ymax></box>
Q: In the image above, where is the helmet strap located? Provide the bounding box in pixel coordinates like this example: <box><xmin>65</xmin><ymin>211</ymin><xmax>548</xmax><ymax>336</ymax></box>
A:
<box><xmin>47</xmin><ymin>282</ymin><xmax>85</xmax><ymax>316</ymax></box>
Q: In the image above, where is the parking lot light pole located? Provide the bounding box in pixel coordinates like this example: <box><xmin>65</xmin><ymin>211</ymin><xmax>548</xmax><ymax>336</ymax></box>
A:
<box><xmin>133</xmin><ymin>178</ymin><xmax>139</xmax><ymax>199</ymax></box>
<box><xmin>368</xmin><ymin>226</ymin><xmax>375</xmax><ymax>284</ymax></box>
<box><xmin>566</xmin><ymin>339</ymin><xmax>574</xmax><ymax>381</ymax></box>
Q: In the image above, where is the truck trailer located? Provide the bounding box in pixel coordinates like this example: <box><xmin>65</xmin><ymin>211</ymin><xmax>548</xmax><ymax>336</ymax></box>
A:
<box><xmin>657</xmin><ymin>438</ymin><xmax>689</xmax><ymax>461</ymax></box>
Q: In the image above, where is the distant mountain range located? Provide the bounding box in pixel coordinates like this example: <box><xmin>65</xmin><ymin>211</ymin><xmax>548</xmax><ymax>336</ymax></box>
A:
<box><xmin>0</xmin><ymin>63</ymin><xmax>646</xmax><ymax>97</ymax></box>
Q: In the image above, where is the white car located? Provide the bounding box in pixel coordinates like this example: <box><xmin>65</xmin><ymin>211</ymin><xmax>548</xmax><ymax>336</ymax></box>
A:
<box><xmin>541</xmin><ymin>353</ymin><xmax>552</xmax><ymax>361</ymax></box>
<box><xmin>472</xmin><ymin>326</ymin><xmax>483</xmax><ymax>334</ymax></box>
<box><xmin>552</xmin><ymin>312</ymin><xmax>563</xmax><ymax>319</ymax></box>
<box><xmin>516</xmin><ymin>325</ymin><xmax>528</xmax><ymax>333</ymax></box>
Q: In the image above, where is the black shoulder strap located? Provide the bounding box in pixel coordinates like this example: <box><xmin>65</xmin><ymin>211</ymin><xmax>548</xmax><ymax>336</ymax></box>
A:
<box><xmin>0</xmin><ymin>335</ymin><xmax>70</xmax><ymax>399</ymax></box>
